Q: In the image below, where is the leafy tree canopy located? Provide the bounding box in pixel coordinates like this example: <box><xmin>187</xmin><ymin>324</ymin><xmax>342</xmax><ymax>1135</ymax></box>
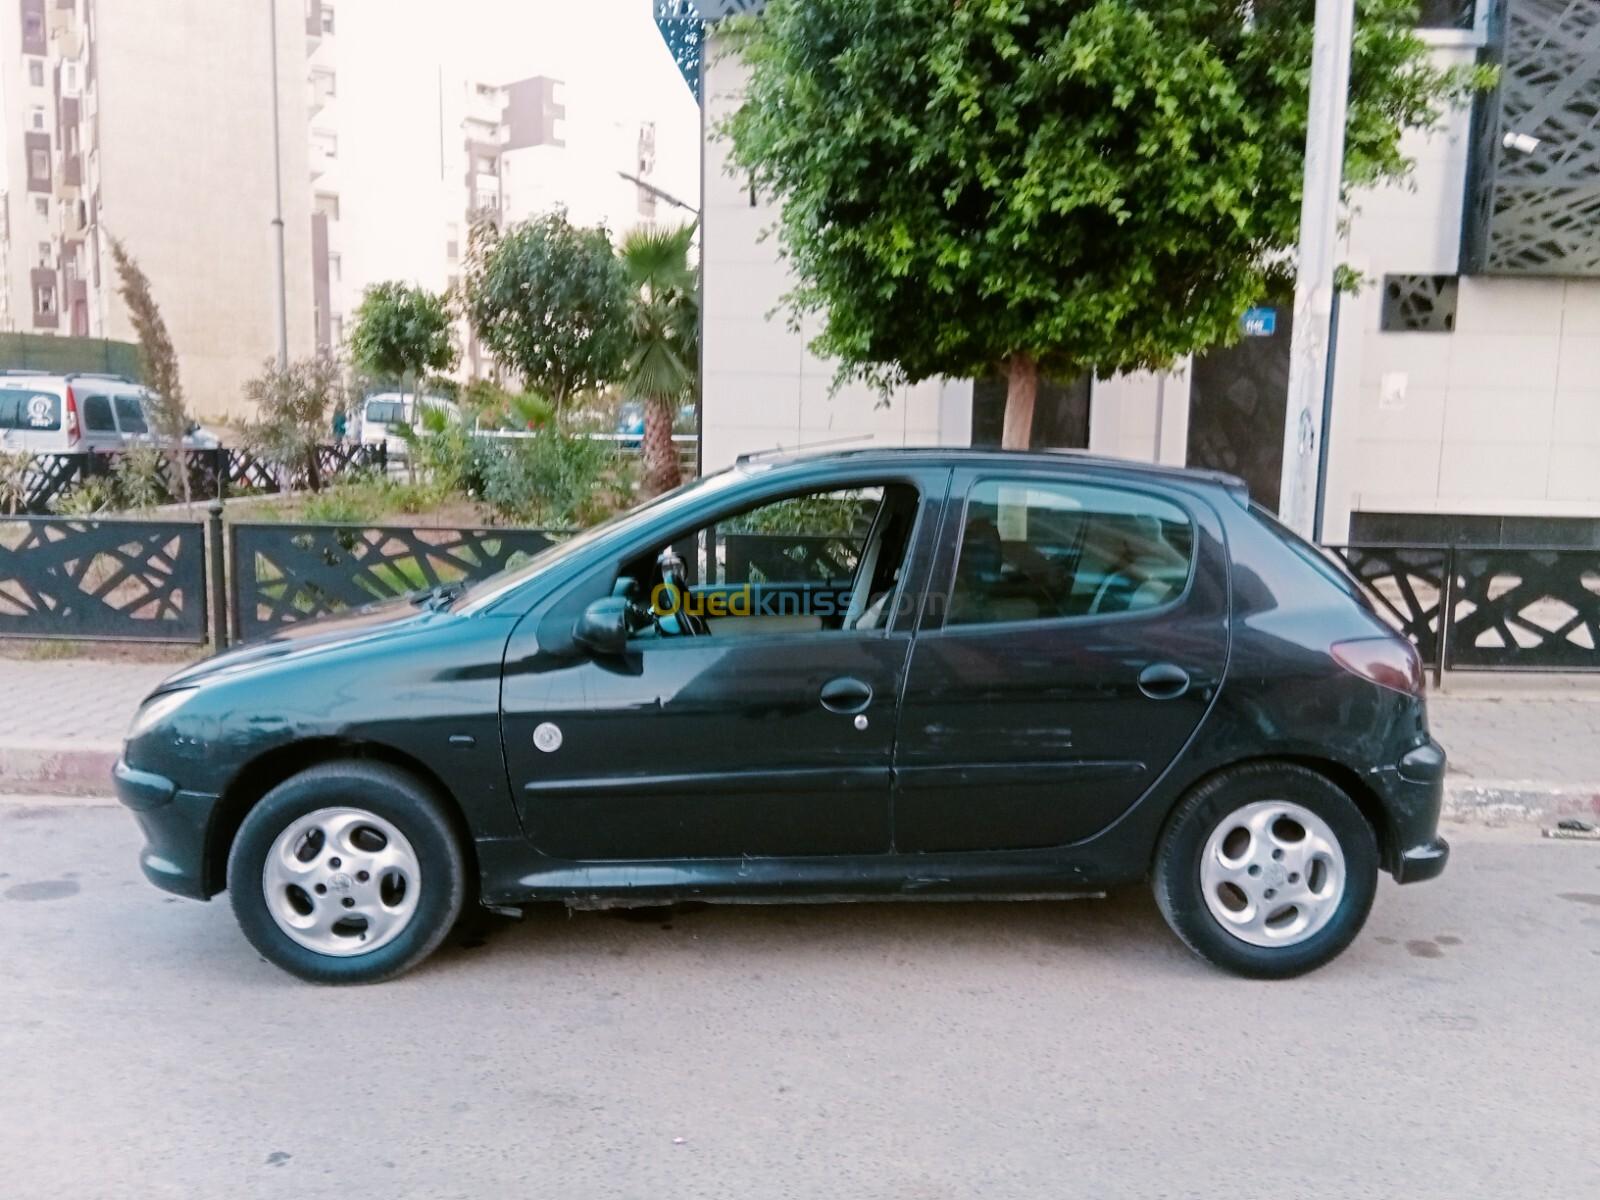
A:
<box><xmin>724</xmin><ymin>0</ymin><xmax>1490</xmax><ymax>443</ymax></box>
<box><xmin>348</xmin><ymin>281</ymin><xmax>457</xmax><ymax>384</ymax></box>
<box><xmin>464</xmin><ymin>210</ymin><xmax>633</xmax><ymax>413</ymax></box>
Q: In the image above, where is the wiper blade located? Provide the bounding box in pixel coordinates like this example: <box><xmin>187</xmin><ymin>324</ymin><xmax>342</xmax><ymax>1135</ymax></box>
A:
<box><xmin>409</xmin><ymin>580</ymin><xmax>467</xmax><ymax>611</ymax></box>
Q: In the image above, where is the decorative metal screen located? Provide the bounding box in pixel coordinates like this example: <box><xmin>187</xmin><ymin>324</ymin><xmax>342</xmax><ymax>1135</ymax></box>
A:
<box><xmin>1379</xmin><ymin>275</ymin><xmax>1460</xmax><ymax>332</ymax></box>
<box><xmin>1448</xmin><ymin>547</ymin><xmax>1600</xmax><ymax>669</ymax></box>
<box><xmin>1463</xmin><ymin>0</ymin><xmax>1600</xmax><ymax>276</ymax></box>
<box><xmin>0</xmin><ymin>517</ymin><xmax>207</xmax><ymax>642</ymax></box>
<box><xmin>653</xmin><ymin>0</ymin><xmax>769</xmax><ymax>99</ymax></box>
<box><xmin>230</xmin><ymin>523</ymin><xmax>560</xmax><ymax>640</ymax></box>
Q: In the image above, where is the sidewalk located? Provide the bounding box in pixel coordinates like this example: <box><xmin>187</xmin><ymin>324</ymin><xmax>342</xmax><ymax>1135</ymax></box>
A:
<box><xmin>1</xmin><ymin>652</ymin><xmax>1598</xmax><ymax>823</ymax></box>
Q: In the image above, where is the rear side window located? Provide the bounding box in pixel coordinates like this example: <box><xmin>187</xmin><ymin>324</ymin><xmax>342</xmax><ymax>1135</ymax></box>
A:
<box><xmin>365</xmin><ymin>400</ymin><xmax>404</xmax><ymax>424</ymax></box>
<box><xmin>0</xmin><ymin>388</ymin><xmax>60</xmax><ymax>431</ymax></box>
<box><xmin>83</xmin><ymin>394</ymin><xmax>116</xmax><ymax>432</ymax></box>
<box><xmin>113</xmin><ymin>394</ymin><xmax>148</xmax><ymax>434</ymax></box>
<box><xmin>1247</xmin><ymin>503</ymin><xmax>1372</xmax><ymax>609</ymax></box>
<box><xmin>948</xmin><ymin>478</ymin><xmax>1194</xmax><ymax>625</ymax></box>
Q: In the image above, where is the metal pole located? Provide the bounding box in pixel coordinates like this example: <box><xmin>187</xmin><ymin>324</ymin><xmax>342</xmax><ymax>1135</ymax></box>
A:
<box><xmin>1311</xmin><ymin>287</ymin><xmax>1341</xmax><ymax>543</ymax></box>
<box><xmin>1277</xmin><ymin>0</ymin><xmax>1354</xmax><ymax>536</ymax></box>
<box><xmin>267</xmin><ymin>0</ymin><xmax>289</xmax><ymax>369</ymax></box>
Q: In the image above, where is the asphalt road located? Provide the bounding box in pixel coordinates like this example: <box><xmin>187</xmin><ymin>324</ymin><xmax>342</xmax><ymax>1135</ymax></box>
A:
<box><xmin>2</xmin><ymin>802</ymin><xmax>1597</xmax><ymax>1200</ymax></box>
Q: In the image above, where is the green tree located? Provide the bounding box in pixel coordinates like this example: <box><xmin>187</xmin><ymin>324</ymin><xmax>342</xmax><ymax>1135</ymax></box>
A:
<box><xmin>243</xmin><ymin>353</ymin><xmax>347</xmax><ymax>492</ymax></box>
<box><xmin>348</xmin><ymin>281</ymin><xmax>457</xmax><ymax>414</ymax></box>
<box><xmin>620</xmin><ymin>223</ymin><xmax>699</xmax><ymax>497</ymax></box>
<box><xmin>107</xmin><ymin>236</ymin><xmax>192</xmax><ymax>501</ymax></box>
<box><xmin>463</xmin><ymin>210</ymin><xmax>631</xmax><ymax>418</ymax></box>
<box><xmin>724</xmin><ymin>0</ymin><xmax>1489</xmax><ymax>448</ymax></box>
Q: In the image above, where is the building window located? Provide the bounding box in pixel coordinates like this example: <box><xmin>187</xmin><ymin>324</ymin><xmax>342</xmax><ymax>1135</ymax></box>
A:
<box><xmin>28</xmin><ymin>59</ymin><xmax>44</xmax><ymax>87</ymax></box>
<box><xmin>1380</xmin><ymin>274</ymin><xmax>1460</xmax><ymax>333</ymax></box>
<box><xmin>315</xmin><ymin>192</ymin><xmax>340</xmax><ymax>220</ymax></box>
<box><xmin>29</xmin><ymin>149</ymin><xmax>49</xmax><ymax>183</ymax></box>
<box><xmin>34</xmin><ymin>281</ymin><xmax>57</xmax><ymax>317</ymax></box>
<box><xmin>1417</xmin><ymin>1</ymin><xmax>1475</xmax><ymax>31</ymax></box>
<box><xmin>23</xmin><ymin>13</ymin><xmax>43</xmax><ymax>46</ymax></box>
<box><xmin>321</xmin><ymin>4</ymin><xmax>335</xmax><ymax>33</ymax></box>
<box><xmin>328</xmin><ymin>253</ymin><xmax>341</xmax><ymax>284</ymax></box>
<box><xmin>36</xmin><ymin>242</ymin><xmax>51</xmax><ymax>268</ymax></box>
<box><xmin>34</xmin><ymin>197</ymin><xmax>49</xmax><ymax>218</ymax></box>
<box><xmin>63</xmin><ymin>63</ymin><xmax>79</xmax><ymax>93</ymax></box>
<box><xmin>30</xmin><ymin>106</ymin><xmax>45</xmax><ymax>131</ymax></box>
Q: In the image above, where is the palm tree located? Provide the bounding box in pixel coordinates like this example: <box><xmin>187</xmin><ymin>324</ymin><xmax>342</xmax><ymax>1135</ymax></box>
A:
<box><xmin>620</xmin><ymin>223</ymin><xmax>698</xmax><ymax>497</ymax></box>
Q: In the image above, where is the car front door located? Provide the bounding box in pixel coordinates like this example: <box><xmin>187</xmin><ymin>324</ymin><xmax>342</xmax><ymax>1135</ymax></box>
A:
<box><xmin>500</xmin><ymin>472</ymin><xmax>943</xmax><ymax>862</ymax></box>
<box><xmin>893</xmin><ymin>468</ymin><xmax>1229</xmax><ymax>853</ymax></box>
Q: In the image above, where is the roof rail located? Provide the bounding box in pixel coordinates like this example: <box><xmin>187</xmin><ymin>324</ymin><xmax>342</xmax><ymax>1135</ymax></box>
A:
<box><xmin>65</xmin><ymin>372</ymin><xmax>136</xmax><ymax>383</ymax></box>
<box><xmin>735</xmin><ymin>434</ymin><xmax>874</xmax><ymax>465</ymax></box>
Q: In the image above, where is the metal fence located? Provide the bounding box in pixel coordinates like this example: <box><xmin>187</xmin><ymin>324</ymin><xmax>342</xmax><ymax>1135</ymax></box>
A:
<box><xmin>5</xmin><ymin>444</ymin><xmax>386</xmax><ymax>514</ymax></box>
<box><xmin>1331</xmin><ymin>543</ymin><xmax>1600</xmax><ymax>677</ymax></box>
<box><xmin>0</xmin><ymin>516</ymin><xmax>209</xmax><ymax>643</ymax></box>
<box><xmin>4</xmin><ymin>516</ymin><xmax>1597</xmax><ymax>673</ymax></box>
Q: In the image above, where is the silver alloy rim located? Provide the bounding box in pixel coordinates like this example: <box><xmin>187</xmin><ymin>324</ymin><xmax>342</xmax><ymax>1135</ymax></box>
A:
<box><xmin>261</xmin><ymin>807</ymin><xmax>421</xmax><ymax>957</ymax></box>
<box><xmin>1199</xmin><ymin>800</ymin><xmax>1346</xmax><ymax>949</ymax></box>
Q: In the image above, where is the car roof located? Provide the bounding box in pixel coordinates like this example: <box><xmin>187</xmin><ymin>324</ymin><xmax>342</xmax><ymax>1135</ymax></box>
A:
<box><xmin>739</xmin><ymin>445</ymin><xmax>1250</xmax><ymax>503</ymax></box>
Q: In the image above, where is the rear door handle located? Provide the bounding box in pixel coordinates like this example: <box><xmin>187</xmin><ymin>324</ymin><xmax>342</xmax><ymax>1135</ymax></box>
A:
<box><xmin>1137</xmin><ymin>662</ymin><xmax>1191</xmax><ymax>700</ymax></box>
<box><xmin>820</xmin><ymin>676</ymin><xmax>873</xmax><ymax>714</ymax></box>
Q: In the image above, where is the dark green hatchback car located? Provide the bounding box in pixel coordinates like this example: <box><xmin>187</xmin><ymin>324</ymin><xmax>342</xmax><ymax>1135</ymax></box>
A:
<box><xmin>116</xmin><ymin>449</ymin><xmax>1447</xmax><ymax>984</ymax></box>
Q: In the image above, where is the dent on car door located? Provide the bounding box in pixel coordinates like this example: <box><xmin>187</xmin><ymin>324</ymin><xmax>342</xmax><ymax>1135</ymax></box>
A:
<box><xmin>894</xmin><ymin>472</ymin><xmax>1229</xmax><ymax>853</ymax></box>
<box><xmin>499</xmin><ymin>473</ymin><xmax>945</xmax><ymax>862</ymax></box>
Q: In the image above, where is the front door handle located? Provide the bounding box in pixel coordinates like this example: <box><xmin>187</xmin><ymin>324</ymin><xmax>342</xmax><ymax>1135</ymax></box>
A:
<box><xmin>1138</xmin><ymin>662</ymin><xmax>1191</xmax><ymax>700</ymax></box>
<box><xmin>820</xmin><ymin>676</ymin><xmax>873</xmax><ymax>714</ymax></box>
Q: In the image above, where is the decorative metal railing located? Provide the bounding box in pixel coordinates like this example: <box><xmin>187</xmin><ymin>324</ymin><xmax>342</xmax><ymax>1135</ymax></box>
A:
<box><xmin>1330</xmin><ymin>543</ymin><xmax>1600</xmax><ymax>676</ymax></box>
<box><xmin>0</xmin><ymin>517</ymin><xmax>208</xmax><ymax>643</ymax></box>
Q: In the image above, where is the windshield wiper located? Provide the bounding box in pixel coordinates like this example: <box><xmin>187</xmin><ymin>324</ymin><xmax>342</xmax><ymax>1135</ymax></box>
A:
<box><xmin>409</xmin><ymin>580</ymin><xmax>467</xmax><ymax>612</ymax></box>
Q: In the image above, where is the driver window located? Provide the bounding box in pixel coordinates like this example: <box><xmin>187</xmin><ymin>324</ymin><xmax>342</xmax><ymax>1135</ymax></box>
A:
<box><xmin>947</xmin><ymin>479</ymin><xmax>1193</xmax><ymax>626</ymax></box>
<box><xmin>621</xmin><ymin>483</ymin><xmax>919</xmax><ymax>640</ymax></box>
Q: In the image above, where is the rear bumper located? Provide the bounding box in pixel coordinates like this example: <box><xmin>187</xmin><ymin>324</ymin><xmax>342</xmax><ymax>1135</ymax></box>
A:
<box><xmin>113</xmin><ymin>759</ymin><xmax>219</xmax><ymax>901</ymax></box>
<box><xmin>1375</xmin><ymin>737</ymin><xmax>1449</xmax><ymax>885</ymax></box>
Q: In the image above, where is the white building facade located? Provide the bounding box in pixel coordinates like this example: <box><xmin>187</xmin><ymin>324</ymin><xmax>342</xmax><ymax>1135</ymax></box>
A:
<box><xmin>682</xmin><ymin>0</ymin><xmax>1600</xmax><ymax>547</ymax></box>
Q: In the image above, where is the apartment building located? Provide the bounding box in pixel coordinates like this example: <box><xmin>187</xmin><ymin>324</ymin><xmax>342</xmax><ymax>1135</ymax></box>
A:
<box><xmin>679</xmin><ymin>0</ymin><xmax>1600</xmax><ymax>545</ymax></box>
<box><xmin>1</xmin><ymin>0</ymin><xmax>316</xmax><ymax>413</ymax></box>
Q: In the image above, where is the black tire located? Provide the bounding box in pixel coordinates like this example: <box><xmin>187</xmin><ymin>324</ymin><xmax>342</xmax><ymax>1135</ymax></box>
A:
<box><xmin>1152</xmin><ymin>763</ymin><xmax>1379</xmax><ymax>979</ymax></box>
<box><xmin>227</xmin><ymin>761</ymin><xmax>467</xmax><ymax>985</ymax></box>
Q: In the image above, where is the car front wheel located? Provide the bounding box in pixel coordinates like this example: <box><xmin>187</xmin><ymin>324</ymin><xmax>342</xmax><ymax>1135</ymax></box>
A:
<box><xmin>227</xmin><ymin>762</ymin><xmax>467</xmax><ymax>985</ymax></box>
<box><xmin>1153</xmin><ymin>763</ymin><xmax>1379</xmax><ymax>979</ymax></box>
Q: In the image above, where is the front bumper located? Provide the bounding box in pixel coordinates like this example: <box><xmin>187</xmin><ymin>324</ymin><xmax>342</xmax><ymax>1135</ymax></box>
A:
<box><xmin>1374</xmin><ymin>737</ymin><xmax>1450</xmax><ymax>885</ymax></box>
<box><xmin>113</xmin><ymin>759</ymin><xmax>220</xmax><ymax>901</ymax></box>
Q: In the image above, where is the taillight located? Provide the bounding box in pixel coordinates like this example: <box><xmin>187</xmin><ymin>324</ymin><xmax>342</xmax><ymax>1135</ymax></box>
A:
<box><xmin>64</xmin><ymin>386</ymin><xmax>81</xmax><ymax>446</ymax></box>
<box><xmin>1331</xmin><ymin>637</ymin><xmax>1423</xmax><ymax>696</ymax></box>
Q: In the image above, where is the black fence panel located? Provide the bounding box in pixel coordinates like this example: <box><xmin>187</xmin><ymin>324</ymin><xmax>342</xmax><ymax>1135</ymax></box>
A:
<box><xmin>1329</xmin><ymin>544</ymin><xmax>1451</xmax><ymax>673</ymax></box>
<box><xmin>1447</xmin><ymin>547</ymin><xmax>1600</xmax><ymax>670</ymax></box>
<box><xmin>230</xmin><ymin>522</ymin><xmax>558</xmax><ymax>640</ymax></box>
<box><xmin>0</xmin><ymin>517</ymin><xmax>207</xmax><ymax>642</ymax></box>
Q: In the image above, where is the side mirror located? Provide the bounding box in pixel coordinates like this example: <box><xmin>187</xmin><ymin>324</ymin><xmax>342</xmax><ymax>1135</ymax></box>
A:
<box><xmin>574</xmin><ymin>596</ymin><xmax>629</xmax><ymax>657</ymax></box>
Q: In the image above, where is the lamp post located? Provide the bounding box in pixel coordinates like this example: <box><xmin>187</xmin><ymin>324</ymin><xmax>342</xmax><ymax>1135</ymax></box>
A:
<box><xmin>267</xmin><ymin>0</ymin><xmax>289</xmax><ymax>369</ymax></box>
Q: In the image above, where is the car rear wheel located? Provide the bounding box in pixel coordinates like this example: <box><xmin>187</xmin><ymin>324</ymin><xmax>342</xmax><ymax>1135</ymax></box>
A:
<box><xmin>1153</xmin><ymin>763</ymin><xmax>1378</xmax><ymax>979</ymax></box>
<box><xmin>227</xmin><ymin>762</ymin><xmax>466</xmax><ymax>985</ymax></box>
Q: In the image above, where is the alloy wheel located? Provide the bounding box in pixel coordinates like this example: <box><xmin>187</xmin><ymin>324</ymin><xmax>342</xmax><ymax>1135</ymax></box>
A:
<box><xmin>261</xmin><ymin>807</ymin><xmax>421</xmax><ymax>957</ymax></box>
<box><xmin>1198</xmin><ymin>799</ymin><xmax>1347</xmax><ymax>948</ymax></box>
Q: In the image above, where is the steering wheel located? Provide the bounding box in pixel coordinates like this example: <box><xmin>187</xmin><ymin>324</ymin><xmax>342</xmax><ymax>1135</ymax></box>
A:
<box><xmin>656</xmin><ymin>547</ymin><xmax>705</xmax><ymax>637</ymax></box>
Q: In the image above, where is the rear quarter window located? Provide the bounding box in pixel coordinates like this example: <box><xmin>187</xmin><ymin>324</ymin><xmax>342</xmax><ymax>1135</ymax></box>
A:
<box><xmin>0</xmin><ymin>389</ymin><xmax>61</xmax><ymax>431</ymax></box>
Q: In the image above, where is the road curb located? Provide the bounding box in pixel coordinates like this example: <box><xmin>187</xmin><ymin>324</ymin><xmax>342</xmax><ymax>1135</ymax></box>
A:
<box><xmin>0</xmin><ymin>742</ymin><xmax>118</xmax><ymax>797</ymax></box>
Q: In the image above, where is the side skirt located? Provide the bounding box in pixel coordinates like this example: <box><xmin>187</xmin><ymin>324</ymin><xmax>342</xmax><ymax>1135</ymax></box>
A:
<box><xmin>473</xmin><ymin>837</ymin><xmax>1139</xmax><ymax>908</ymax></box>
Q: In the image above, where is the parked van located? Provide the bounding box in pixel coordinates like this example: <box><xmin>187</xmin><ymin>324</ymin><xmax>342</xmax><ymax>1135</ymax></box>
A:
<box><xmin>358</xmin><ymin>392</ymin><xmax>459</xmax><ymax>460</ymax></box>
<box><xmin>0</xmin><ymin>372</ymin><xmax>218</xmax><ymax>455</ymax></box>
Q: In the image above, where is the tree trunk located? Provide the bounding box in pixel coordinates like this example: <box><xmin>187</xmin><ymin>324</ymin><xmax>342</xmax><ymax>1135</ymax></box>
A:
<box><xmin>1001</xmin><ymin>353</ymin><xmax>1038</xmax><ymax>450</ymax></box>
<box><xmin>404</xmin><ymin>369</ymin><xmax>417</xmax><ymax>486</ymax></box>
<box><xmin>641</xmin><ymin>396</ymin><xmax>682</xmax><ymax>498</ymax></box>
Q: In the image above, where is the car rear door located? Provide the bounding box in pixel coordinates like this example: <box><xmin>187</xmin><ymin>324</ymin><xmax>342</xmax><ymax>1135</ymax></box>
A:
<box><xmin>893</xmin><ymin>466</ymin><xmax>1229</xmax><ymax>853</ymax></box>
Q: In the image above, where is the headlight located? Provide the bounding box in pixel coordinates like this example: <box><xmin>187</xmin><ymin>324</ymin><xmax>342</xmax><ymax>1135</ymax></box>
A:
<box><xmin>126</xmin><ymin>689</ymin><xmax>198</xmax><ymax>741</ymax></box>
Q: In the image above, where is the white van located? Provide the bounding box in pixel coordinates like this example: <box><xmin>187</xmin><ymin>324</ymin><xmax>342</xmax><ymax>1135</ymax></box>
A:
<box><xmin>0</xmin><ymin>372</ymin><xmax>219</xmax><ymax>455</ymax></box>
<box><xmin>359</xmin><ymin>392</ymin><xmax>459</xmax><ymax>460</ymax></box>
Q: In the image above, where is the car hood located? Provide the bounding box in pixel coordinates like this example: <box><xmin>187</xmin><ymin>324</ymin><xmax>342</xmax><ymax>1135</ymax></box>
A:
<box><xmin>156</xmin><ymin>598</ymin><xmax>447</xmax><ymax>692</ymax></box>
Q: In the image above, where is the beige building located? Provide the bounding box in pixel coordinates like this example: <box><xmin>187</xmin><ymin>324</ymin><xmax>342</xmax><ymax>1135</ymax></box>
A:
<box><xmin>1</xmin><ymin>0</ymin><xmax>315</xmax><ymax>416</ymax></box>
<box><xmin>691</xmin><ymin>1</ymin><xmax>1600</xmax><ymax>547</ymax></box>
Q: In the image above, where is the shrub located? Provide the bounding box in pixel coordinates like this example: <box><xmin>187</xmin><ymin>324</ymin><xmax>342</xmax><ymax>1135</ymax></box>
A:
<box><xmin>113</xmin><ymin>446</ymin><xmax>169</xmax><ymax>510</ymax></box>
<box><xmin>480</xmin><ymin>430</ymin><xmax>633</xmax><ymax>528</ymax></box>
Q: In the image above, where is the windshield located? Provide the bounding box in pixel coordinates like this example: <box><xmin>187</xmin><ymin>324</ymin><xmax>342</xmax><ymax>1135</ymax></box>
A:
<box><xmin>455</xmin><ymin>466</ymin><xmax>752</xmax><ymax>613</ymax></box>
